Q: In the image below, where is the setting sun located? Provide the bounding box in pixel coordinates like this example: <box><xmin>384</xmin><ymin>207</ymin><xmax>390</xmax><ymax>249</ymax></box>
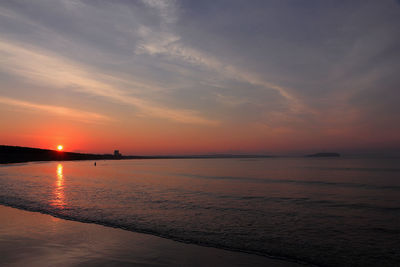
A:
<box><xmin>57</xmin><ymin>145</ymin><xmax>63</xmax><ymax>151</ymax></box>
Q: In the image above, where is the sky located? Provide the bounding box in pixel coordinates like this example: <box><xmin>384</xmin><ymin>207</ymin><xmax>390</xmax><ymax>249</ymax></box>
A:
<box><xmin>1</xmin><ymin>0</ymin><xmax>400</xmax><ymax>155</ymax></box>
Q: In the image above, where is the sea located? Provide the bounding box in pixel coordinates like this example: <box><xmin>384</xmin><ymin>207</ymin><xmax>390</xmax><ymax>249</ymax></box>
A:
<box><xmin>0</xmin><ymin>157</ymin><xmax>399</xmax><ymax>266</ymax></box>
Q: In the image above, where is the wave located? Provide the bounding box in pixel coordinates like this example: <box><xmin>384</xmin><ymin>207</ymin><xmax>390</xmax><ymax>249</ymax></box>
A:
<box><xmin>173</xmin><ymin>172</ymin><xmax>400</xmax><ymax>191</ymax></box>
<box><xmin>306</xmin><ymin>167</ymin><xmax>400</xmax><ymax>172</ymax></box>
<box><xmin>0</xmin><ymin>197</ymin><xmax>313</xmax><ymax>267</ymax></box>
<box><xmin>1</xmin><ymin>159</ymin><xmax>399</xmax><ymax>267</ymax></box>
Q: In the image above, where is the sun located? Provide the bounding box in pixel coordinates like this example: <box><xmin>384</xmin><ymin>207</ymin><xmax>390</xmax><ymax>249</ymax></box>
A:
<box><xmin>57</xmin><ymin>145</ymin><xmax>63</xmax><ymax>151</ymax></box>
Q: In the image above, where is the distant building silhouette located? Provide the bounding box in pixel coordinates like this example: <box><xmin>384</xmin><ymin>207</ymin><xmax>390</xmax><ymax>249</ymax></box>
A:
<box><xmin>114</xmin><ymin>150</ymin><xmax>122</xmax><ymax>158</ymax></box>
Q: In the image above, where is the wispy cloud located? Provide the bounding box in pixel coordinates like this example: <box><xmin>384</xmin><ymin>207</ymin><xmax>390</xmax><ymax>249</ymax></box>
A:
<box><xmin>140</xmin><ymin>0</ymin><xmax>178</xmax><ymax>24</ymax></box>
<box><xmin>0</xmin><ymin>39</ymin><xmax>218</xmax><ymax>125</ymax></box>
<box><xmin>135</xmin><ymin>2</ymin><xmax>306</xmax><ymax>114</ymax></box>
<box><xmin>0</xmin><ymin>96</ymin><xmax>111</xmax><ymax>123</ymax></box>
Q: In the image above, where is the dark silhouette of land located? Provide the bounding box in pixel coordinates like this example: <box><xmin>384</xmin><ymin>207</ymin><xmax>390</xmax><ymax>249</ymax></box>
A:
<box><xmin>0</xmin><ymin>145</ymin><xmax>129</xmax><ymax>164</ymax></box>
<box><xmin>0</xmin><ymin>145</ymin><xmax>276</xmax><ymax>164</ymax></box>
<box><xmin>1</xmin><ymin>145</ymin><xmax>340</xmax><ymax>164</ymax></box>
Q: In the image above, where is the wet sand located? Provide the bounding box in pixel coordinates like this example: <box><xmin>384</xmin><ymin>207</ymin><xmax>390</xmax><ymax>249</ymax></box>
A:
<box><xmin>0</xmin><ymin>205</ymin><xmax>303</xmax><ymax>266</ymax></box>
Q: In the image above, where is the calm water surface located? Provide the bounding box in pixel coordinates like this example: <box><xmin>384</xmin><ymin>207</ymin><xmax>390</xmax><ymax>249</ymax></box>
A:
<box><xmin>0</xmin><ymin>158</ymin><xmax>399</xmax><ymax>266</ymax></box>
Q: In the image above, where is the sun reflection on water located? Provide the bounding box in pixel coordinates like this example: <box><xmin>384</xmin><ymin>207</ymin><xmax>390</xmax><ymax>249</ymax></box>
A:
<box><xmin>51</xmin><ymin>163</ymin><xmax>66</xmax><ymax>209</ymax></box>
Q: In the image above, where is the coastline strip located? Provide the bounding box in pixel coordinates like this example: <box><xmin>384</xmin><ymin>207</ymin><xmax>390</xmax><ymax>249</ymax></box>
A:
<box><xmin>0</xmin><ymin>204</ymin><xmax>303</xmax><ymax>266</ymax></box>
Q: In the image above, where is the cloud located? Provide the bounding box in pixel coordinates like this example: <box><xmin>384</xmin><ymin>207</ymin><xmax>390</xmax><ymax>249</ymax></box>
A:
<box><xmin>0</xmin><ymin>39</ymin><xmax>218</xmax><ymax>125</ymax></box>
<box><xmin>1</xmin><ymin>0</ymin><xmax>304</xmax><ymax>127</ymax></box>
<box><xmin>135</xmin><ymin>1</ymin><xmax>306</xmax><ymax>115</ymax></box>
<box><xmin>0</xmin><ymin>96</ymin><xmax>111</xmax><ymax>123</ymax></box>
<box><xmin>140</xmin><ymin>0</ymin><xmax>178</xmax><ymax>24</ymax></box>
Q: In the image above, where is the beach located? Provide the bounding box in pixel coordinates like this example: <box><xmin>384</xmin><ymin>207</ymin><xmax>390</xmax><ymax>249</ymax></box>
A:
<box><xmin>0</xmin><ymin>205</ymin><xmax>302</xmax><ymax>266</ymax></box>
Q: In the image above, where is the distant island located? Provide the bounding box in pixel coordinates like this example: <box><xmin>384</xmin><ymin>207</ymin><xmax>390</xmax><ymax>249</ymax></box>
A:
<box><xmin>0</xmin><ymin>145</ymin><xmax>274</xmax><ymax>164</ymax></box>
<box><xmin>306</xmin><ymin>152</ymin><xmax>340</xmax><ymax>157</ymax></box>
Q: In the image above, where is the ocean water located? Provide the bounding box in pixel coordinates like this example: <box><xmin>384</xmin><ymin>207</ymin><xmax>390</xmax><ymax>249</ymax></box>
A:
<box><xmin>0</xmin><ymin>157</ymin><xmax>399</xmax><ymax>266</ymax></box>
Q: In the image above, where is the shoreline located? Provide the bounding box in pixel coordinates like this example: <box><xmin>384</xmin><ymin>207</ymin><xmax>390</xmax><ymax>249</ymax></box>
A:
<box><xmin>0</xmin><ymin>204</ymin><xmax>304</xmax><ymax>266</ymax></box>
<box><xmin>0</xmin><ymin>144</ymin><xmax>277</xmax><ymax>164</ymax></box>
<box><xmin>1</xmin><ymin>145</ymin><xmax>346</xmax><ymax>165</ymax></box>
